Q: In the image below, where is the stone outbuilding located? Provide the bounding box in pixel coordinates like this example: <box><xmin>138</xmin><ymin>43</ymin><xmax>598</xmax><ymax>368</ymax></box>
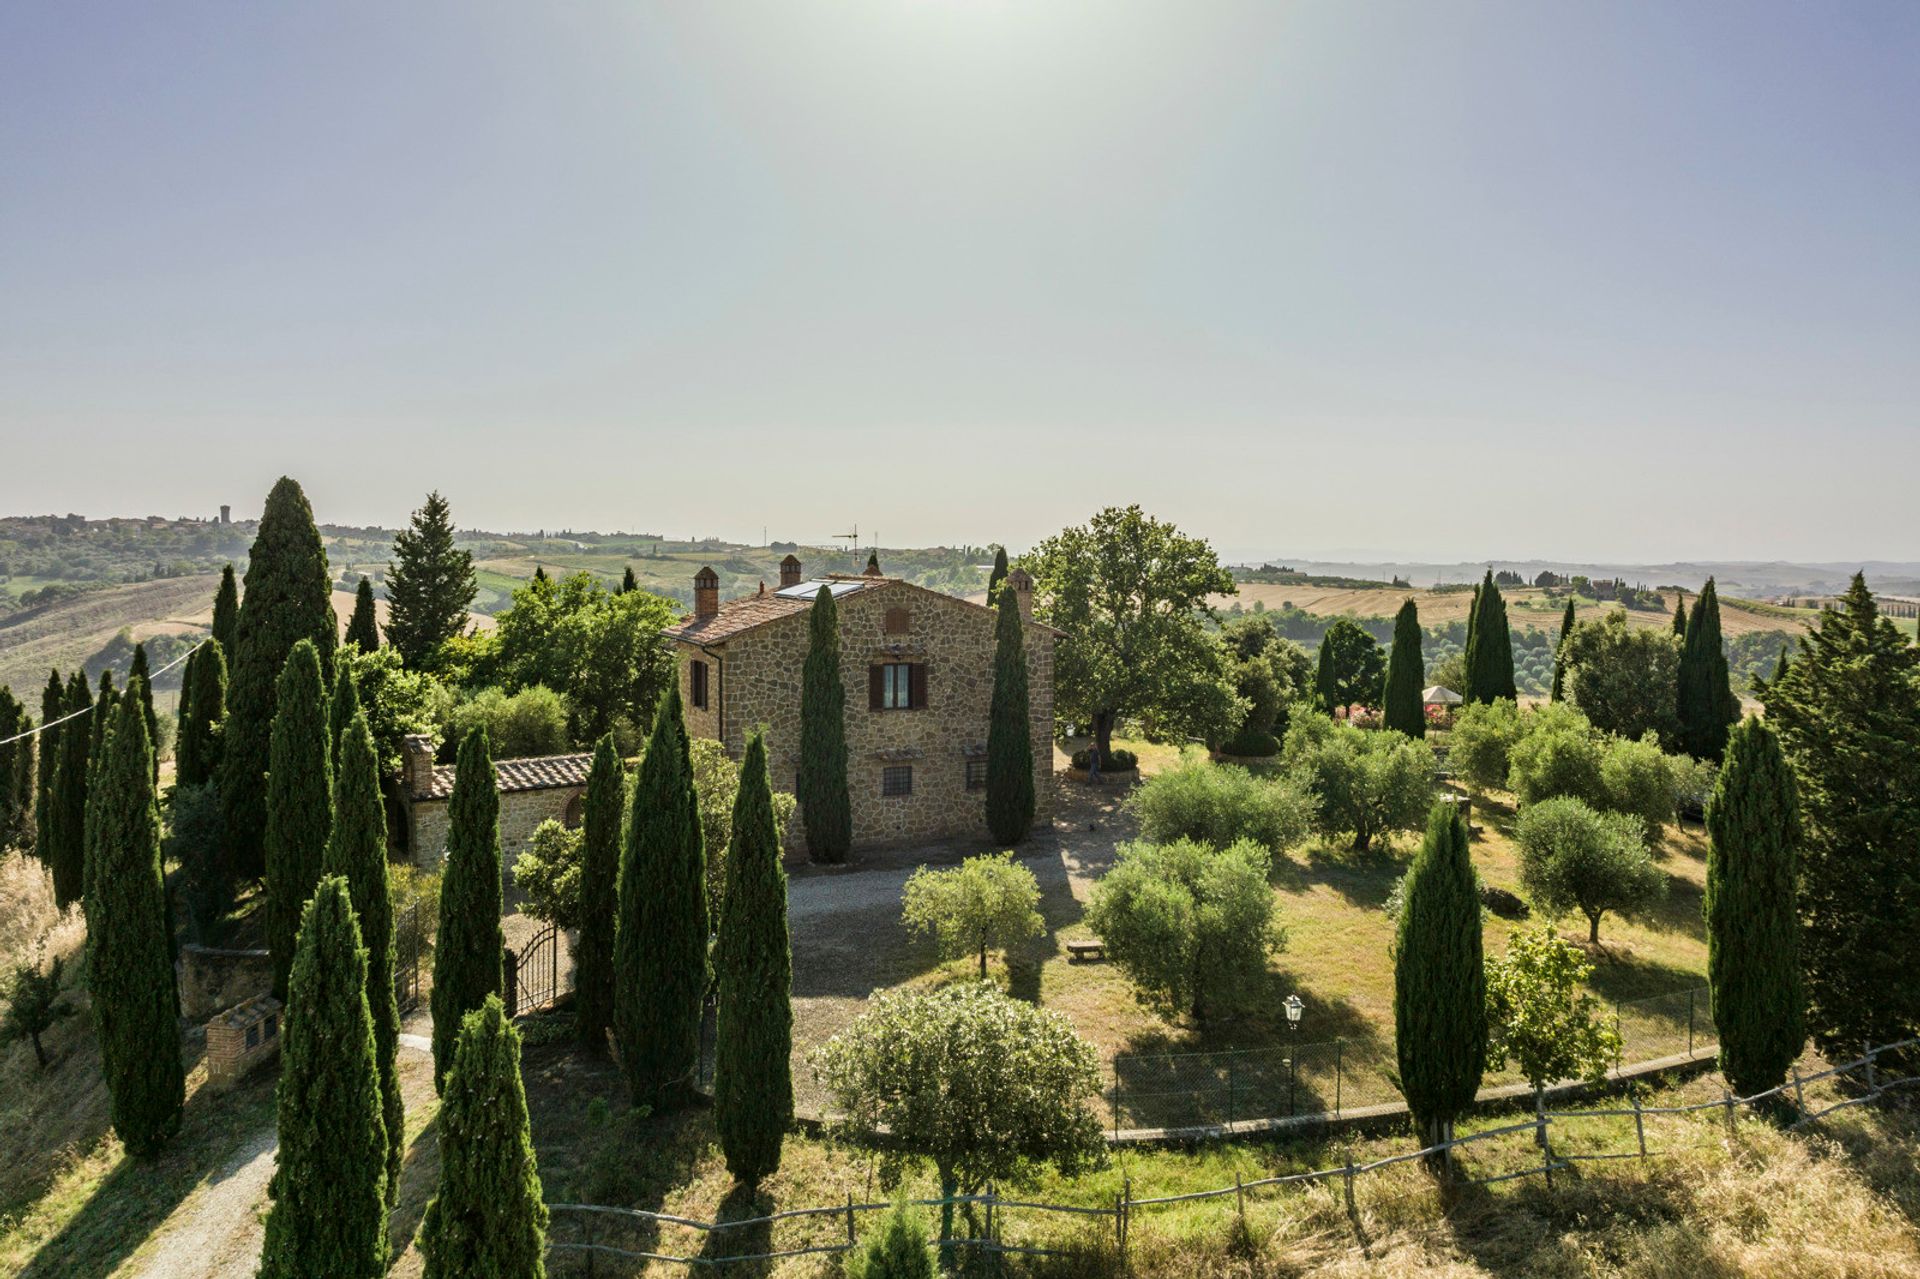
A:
<box><xmin>665</xmin><ymin>555</ymin><xmax>1056</xmax><ymax>856</ymax></box>
<box><xmin>399</xmin><ymin>734</ymin><xmax>591</xmax><ymax>866</ymax></box>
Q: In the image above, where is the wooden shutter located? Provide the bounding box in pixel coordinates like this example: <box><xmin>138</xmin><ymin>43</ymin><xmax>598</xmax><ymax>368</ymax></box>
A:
<box><xmin>909</xmin><ymin>663</ymin><xmax>927</xmax><ymax>710</ymax></box>
<box><xmin>869</xmin><ymin>665</ymin><xmax>884</xmax><ymax>710</ymax></box>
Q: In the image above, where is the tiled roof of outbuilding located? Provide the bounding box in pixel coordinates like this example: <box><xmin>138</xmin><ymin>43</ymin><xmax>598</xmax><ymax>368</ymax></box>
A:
<box><xmin>665</xmin><ymin>576</ymin><xmax>890</xmax><ymax>644</ymax></box>
<box><xmin>418</xmin><ymin>752</ymin><xmax>593</xmax><ymax>802</ymax></box>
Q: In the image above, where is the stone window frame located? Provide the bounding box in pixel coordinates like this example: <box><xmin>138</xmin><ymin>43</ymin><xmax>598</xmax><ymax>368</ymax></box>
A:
<box><xmin>964</xmin><ymin>757</ymin><xmax>988</xmax><ymax>791</ymax></box>
<box><xmin>882</xmin><ymin>765</ymin><xmax>914</xmax><ymax>797</ymax></box>
<box><xmin>871</xmin><ymin>662</ymin><xmax>926</xmax><ymax>711</ymax></box>
<box><xmin>689</xmin><ymin>658</ymin><xmax>710</xmax><ymax>710</ymax></box>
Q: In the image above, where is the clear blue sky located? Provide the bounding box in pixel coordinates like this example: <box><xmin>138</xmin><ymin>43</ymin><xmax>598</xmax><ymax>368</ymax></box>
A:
<box><xmin>3</xmin><ymin>2</ymin><xmax>1915</xmax><ymax>561</ymax></box>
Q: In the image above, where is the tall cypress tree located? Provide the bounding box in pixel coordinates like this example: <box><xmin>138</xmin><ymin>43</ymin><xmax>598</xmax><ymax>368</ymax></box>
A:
<box><xmin>83</xmin><ymin>689</ymin><xmax>184</xmax><ymax>1158</ymax></box>
<box><xmin>257</xmin><ymin>876</ymin><xmax>389</xmax><ymax>1278</ymax></box>
<box><xmin>619</xmin><ymin>565</ymin><xmax>638</xmax><ymax>594</ymax></box>
<box><xmin>129</xmin><ymin>642</ymin><xmax>159</xmax><ymax>783</ymax></box>
<box><xmin>1382</xmin><ymin>598</ymin><xmax>1425</xmax><ymax>737</ymax></box>
<box><xmin>265</xmin><ymin>640</ymin><xmax>334</xmax><ymax>1003</ymax></box>
<box><xmin>714</xmin><ymin>732</ymin><xmax>793</xmax><ymax>1181</ymax></box>
<box><xmin>986</xmin><ymin>545</ymin><xmax>1009</xmax><ymax>603</ymax></box>
<box><xmin>420</xmin><ymin>997</ymin><xmax>548</xmax><ymax>1279</ymax></box>
<box><xmin>1705</xmin><ymin>717</ymin><xmax>1804</xmax><ymax>1096</ymax></box>
<box><xmin>0</xmin><ymin>688</ymin><xmax>23</xmax><ymax>849</ymax></box>
<box><xmin>329</xmin><ymin>660</ymin><xmax>362</xmax><ymax>774</ymax></box>
<box><xmin>34</xmin><ymin>670</ymin><xmax>62</xmax><ymax>865</ymax></box>
<box><xmin>1678</xmin><ymin>578</ymin><xmax>1738</xmax><ymax>760</ymax></box>
<box><xmin>175</xmin><ymin>638</ymin><xmax>227</xmax><ymax>789</ymax></box>
<box><xmin>1671</xmin><ymin>593</ymin><xmax>1688</xmax><ymax>637</ymax></box>
<box><xmin>49</xmin><ymin>671</ymin><xmax>93</xmax><ymax>908</ymax></box>
<box><xmin>1463</xmin><ymin>571</ymin><xmax>1516</xmax><ymax>704</ymax></box>
<box><xmin>87</xmin><ymin>670</ymin><xmax>117</xmax><ymax>790</ymax></box>
<box><xmin>797</xmin><ymin>584</ymin><xmax>851</xmax><ymax>862</ymax></box>
<box><xmin>614</xmin><ymin>687</ymin><xmax>707</xmax><ymax>1109</ymax></box>
<box><xmin>345</xmin><ymin>576</ymin><xmax>380</xmax><ymax>652</ymax></box>
<box><xmin>222</xmin><ymin>478</ymin><xmax>338</xmax><ymax>882</ymax></box>
<box><xmin>1760</xmin><ymin>573</ymin><xmax>1920</xmax><ymax>1060</ymax></box>
<box><xmin>573</xmin><ymin>733</ymin><xmax>622</xmax><ymax>1051</ymax></box>
<box><xmin>384</xmin><ymin>491</ymin><xmax>476</xmax><ymax>672</ymax></box>
<box><xmin>986</xmin><ymin>585</ymin><xmax>1035</xmax><ymax>843</ymax></box>
<box><xmin>6</xmin><ymin>711</ymin><xmax>32</xmax><ymax>855</ymax></box>
<box><xmin>1550</xmin><ymin>600</ymin><xmax>1576</xmax><ymax>702</ymax></box>
<box><xmin>211</xmin><ymin>563</ymin><xmax>239</xmax><ymax>658</ymax></box>
<box><xmin>325</xmin><ymin>708</ymin><xmax>403</xmax><ymax>1207</ymax></box>
<box><xmin>431</xmin><ymin>728</ymin><xmax>505</xmax><ymax>1090</ymax></box>
<box><xmin>1394</xmin><ymin>801</ymin><xmax>1486</xmax><ymax>1162</ymax></box>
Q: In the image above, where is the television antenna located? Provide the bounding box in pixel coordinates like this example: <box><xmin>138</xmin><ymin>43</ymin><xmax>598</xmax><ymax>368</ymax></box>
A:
<box><xmin>833</xmin><ymin>524</ymin><xmax>860</xmax><ymax>568</ymax></box>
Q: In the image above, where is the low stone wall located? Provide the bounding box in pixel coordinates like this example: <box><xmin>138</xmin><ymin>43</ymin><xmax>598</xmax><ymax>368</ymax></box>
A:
<box><xmin>178</xmin><ymin>943</ymin><xmax>274</xmax><ymax>1023</ymax></box>
<box><xmin>408</xmin><ymin>785</ymin><xmax>581</xmax><ymax>868</ymax></box>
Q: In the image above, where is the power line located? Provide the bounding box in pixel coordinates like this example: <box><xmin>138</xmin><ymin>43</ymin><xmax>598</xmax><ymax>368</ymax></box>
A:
<box><xmin>0</xmin><ymin>638</ymin><xmax>208</xmax><ymax>747</ymax></box>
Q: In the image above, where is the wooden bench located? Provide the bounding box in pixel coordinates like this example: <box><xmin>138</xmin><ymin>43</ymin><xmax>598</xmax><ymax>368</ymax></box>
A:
<box><xmin>1066</xmin><ymin>939</ymin><xmax>1105</xmax><ymax>963</ymax></box>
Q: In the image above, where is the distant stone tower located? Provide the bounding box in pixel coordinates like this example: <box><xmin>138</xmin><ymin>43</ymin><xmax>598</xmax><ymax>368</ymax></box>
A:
<box><xmin>219</xmin><ymin>504</ymin><xmax>231</xmax><ymax>524</ymax></box>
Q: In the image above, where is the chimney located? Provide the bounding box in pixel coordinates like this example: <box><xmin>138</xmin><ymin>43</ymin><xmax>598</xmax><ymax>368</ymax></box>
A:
<box><xmin>779</xmin><ymin>554</ymin><xmax>802</xmax><ymax>589</ymax></box>
<box><xmin>1008</xmin><ymin>567</ymin><xmax>1035</xmax><ymax>622</ymax></box>
<box><xmin>864</xmin><ymin>551</ymin><xmax>882</xmax><ymax>577</ymax></box>
<box><xmin>402</xmin><ymin>734</ymin><xmax>438</xmax><ymax>799</ymax></box>
<box><xmin>693</xmin><ymin>566</ymin><xmax>720</xmax><ymax>618</ymax></box>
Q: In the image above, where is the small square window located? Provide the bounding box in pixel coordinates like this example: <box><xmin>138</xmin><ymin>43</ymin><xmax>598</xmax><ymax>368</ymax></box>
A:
<box><xmin>245</xmin><ymin>1023</ymin><xmax>260</xmax><ymax>1049</ymax></box>
<box><xmin>882</xmin><ymin>765</ymin><xmax>913</xmax><ymax>797</ymax></box>
<box><xmin>965</xmin><ymin>758</ymin><xmax>988</xmax><ymax>791</ymax></box>
<box><xmin>884</xmin><ymin>607</ymin><xmax>911</xmax><ymax>634</ymax></box>
<box><xmin>264</xmin><ymin>1015</ymin><xmax>278</xmax><ymax>1041</ymax></box>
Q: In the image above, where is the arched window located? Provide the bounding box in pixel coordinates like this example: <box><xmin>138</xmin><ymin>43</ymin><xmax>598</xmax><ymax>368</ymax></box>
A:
<box><xmin>562</xmin><ymin>790</ymin><xmax>586</xmax><ymax>829</ymax></box>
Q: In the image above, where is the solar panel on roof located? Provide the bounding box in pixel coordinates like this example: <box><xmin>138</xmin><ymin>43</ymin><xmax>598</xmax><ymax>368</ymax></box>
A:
<box><xmin>774</xmin><ymin>579</ymin><xmax>864</xmax><ymax>599</ymax></box>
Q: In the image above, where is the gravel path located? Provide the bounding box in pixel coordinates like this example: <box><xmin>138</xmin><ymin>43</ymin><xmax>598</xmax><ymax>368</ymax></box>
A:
<box><xmin>127</xmin><ymin>1126</ymin><xmax>276</xmax><ymax>1279</ymax></box>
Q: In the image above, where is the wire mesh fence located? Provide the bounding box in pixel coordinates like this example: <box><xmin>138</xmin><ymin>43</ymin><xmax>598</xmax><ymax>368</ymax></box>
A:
<box><xmin>1111</xmin><ymin>986</ymin><xmax>1718</xmax><ymax>1132</ymax></box>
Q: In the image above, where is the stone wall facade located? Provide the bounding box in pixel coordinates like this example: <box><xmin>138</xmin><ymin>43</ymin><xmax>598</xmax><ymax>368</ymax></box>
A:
<box><xmin>674</xmin><ymin>580</ymin><xmax>1054</xmax><ymax>856</ymax></box>
<box><xmin>178</xmin><ymin>943</ymin><xmax>274</xmax><ymax>1023</ymax></box>
<box><xmin>405</xmin><ymin>784</ymin><xmax>582</xmax><ymax>868</ymax></box>
<box><xmin>205</xmin><ymin>995</ymin><xmax>282</xmax><ymax>1087</ymax></box>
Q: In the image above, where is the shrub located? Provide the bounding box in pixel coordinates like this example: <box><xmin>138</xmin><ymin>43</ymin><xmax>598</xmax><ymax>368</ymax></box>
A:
<box><xmin>845</xmin><ymin>1201</ymin><xmax>937</xmax><ymax>1279</ymax></box>
<box><xmin>1514</xmin><ymin>797</ymin><xmax>1665</xmax><ymax>942</ymax></box>
<box><xmin>1283</xmin><ymin>720</ymin><xmax>1433</xmax><ymax>852</ymax></box>
<box><xmin>1086</xmin><ymin>837</ymin><xmax>1281</xmax><ymax>1022</ymax></box>
<box><xmin>511</xmin><ymin>819</ymin><xmax>584</xmax><ymax>930</ymax></box>
<box><xmin>2</xmin><ymin>941</ymin><xmax>74</xmax><ymax>1069</ymax></box>
<box><xmin>691</xmin><ymin>736</ymin><xmax>797</xmax><ymax>921</ymax></box>
<box><xmin>901</xmin><ymin>852</ymin><xmax>1045</xmax><ymax>982</ymax></box>
<box><xmin>445</xmin><ymin>685</ymin><xmax>569</xmax><ymax>760</ymax></box>
<box><xmin>1448</xmin><ymin>699</ymin><xmax>1520</xmax><ymax>794</ymax></box>
<box><xmin>1486</xmin><ymin>926</ymin><xmax>1622</xmax><ymax>1106</ymax></box>
<box><xmin>1507</xmin><ymin>716</ymin><xmax>1605</xmax><ymax>808</ymax></box>
<box><xmin>1125</xmin><ymin>751</ymin><xmax>1310</xmax><ymax>852</ymax></box>
<box><xmin>1070</xmin><ymin>746</ymin><xmax>1137</xmax><ymax>771</ymax></box>
<box><xmin>1599</xmin><ymin>733</ymin><xmax>1677</xmax><ymax>845</ymax></box>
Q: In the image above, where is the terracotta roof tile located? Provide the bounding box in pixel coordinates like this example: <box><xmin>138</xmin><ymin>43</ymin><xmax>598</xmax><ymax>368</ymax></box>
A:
<box><xmin>421</xmin><ymin>752</ymin><xmax>593</xmax><ymax>801</ymax></box>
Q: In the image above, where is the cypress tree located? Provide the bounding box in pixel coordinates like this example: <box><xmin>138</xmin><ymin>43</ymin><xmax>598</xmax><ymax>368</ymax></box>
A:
<box><xmin>0</xmin><ymin>688</ymin><xmax>22</xmax><ymax>849</ymax></box>
<box><xmin>265</xmin><ymin>640</ymin><xmax>333</xmax><ymax>1003</ymax></box>
<box><xmin>1550</xmin><ymin>600</ymin><xmax>1576</xmax><ymax>702</ymax></box>
<box><xmin>329</xmin><ymin>659</ymin><xmax>362</xmax><ymax>774</ymax></box>
<box><xmin>986</xmin><ymin>584</ymin><xmax>1035</xmax><ymax>843</ymax></box>
<box><xmin>345</xmin><ymin>576</ymin><xmax>380</xmax><ymax>652</ymax></box>
<box><xmin>325</xmin><ymin>709</ymin><xmax>403</xmax><ymax>1207</ymax></box>
<box><xmin>531</xmin><ymin>564</ymin><xmax>548</xmax><ymax>585</ymax></box>
<box><xmin>1677</xmin><ymin>578</ymin><xmax>1738</xmax><ymax>760</ymax></box>
<box><xmin>257</xmin><ymin>876</ymin><xmax>388</xmax><ymax>1278</ymax></box>
<box><xmin>1463</xmin><ymin>571</ymin><xmax>1516</xmax><ymax>704</ymax></box>
<box><xmin>82</xmin><ymin>689</ymin><xmax>184</xmax><ymax>1158</ymax></box>
<box><xmin>34</xmin><ymin>670</ymin><xmax>62</xmax><ymax>864</ymax></box>
<box><xmin>1394</xmin><ymin>801</ymin><xmax>1486</xmax><ymax>1162</ymax></box>
<box><xmin>797</xmin><ymin>584</ymin><xmax>851</xmax><ymax>862</ymax></box>
<box><xmin>1759</xmin><ymin>573</ymin><xmax>1920</xmax><ymax>1060</ymax></box>
<box><xmin>7</xmin><ymin>713</ymin><xmax>32</xmax><ymax>855</ymax></box>
<box><xmin>49</xmin><ymin>671</ymin><xmax>93</xmax><ymax>908</ymax></box>
<box><xmin>175</xmin><ymin>647</ymin><xmax>197</xmax><ymax>763</ymax></box>
<box><xmin>1382</xmin><ymin>598</ymin><xmax>1425</xmax><ymax>737</ymax></box>
<box><xmin>129</xmin><ymin>642</ymin><xmax>159</xmax><ymax>783</ymax></box>
<box><xmin>385</xmin><ymin>491</ymin><xmax>476</xmax><ymax>672</ymax></box>
<box><xmin>714</xmin><ymin>732</ymin><xmax>793</xmax><ymax>1181</ymax></box>
<box><xmin>431</xmin><ymin>728</ymin><xmax>505</xmax><ymax>1090</ymax></box>
<box><xmin>211</xmin><ymin>563</ymin><xmax>239</xmax><ymax>658</ymax></box>
<box><xmin>1705</xmin><ymin>717</ymin><xmax>1804</xmax><ymax>1097</ymax></box>
<box><xmin>87</xmin><ymin>670</ymin><xmax>117</xmax><ymax>790</ymax></box>
<box><xmin>573</xmin><ymin>733</ymin><xmax>622</xmax><ymax>1051</ymax></box>
<box><xmin>614</xmin><ymin>686</ymin><xmax>707</xmax><ymax>1109</ymax></box>
<box><xmin>619</xmin><ymin>565</ymin><xmax>638</xmax><ymax>594</ymax></box>
<box><xmin>419</xmin><ymin>997</ymin><xmax>548</xmax><ymax>1279</ymax></box>
<box><xmin>221</xmin><ymin>478</ymin><xmax>338</xmax><ymax>882</ymax></box>
<box><xmin>1671</xmin><ymin>593</ymin><xmax>1688</xmax><ymax>636</ymax></box>
<box><xmin>986</xmin><ymin>545</ymin><xmax>1009</xmax><ymax>603</ymax></box>
<box><xmin>175</xmin><ymin>637</ymin><xmax>227</xmax><ymax>789</ymax></box>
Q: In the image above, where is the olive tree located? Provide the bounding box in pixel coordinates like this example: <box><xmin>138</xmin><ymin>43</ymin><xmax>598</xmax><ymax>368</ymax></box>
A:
<box><xmin>1514</xmin><ymin>797</ymin><xmax>1665</xmax><ymax>942</ymax></box>
<box><xmin>1282</xmin><ymin>717</ymin><xmax>1433</xmax><ymax>852</ymax></box>
<box><xmin>811</xmin><ymin>985</ymin><xmax>1104</xmax><ymax>1246</ymax></box>
<box><xmin>900</xmin><ymin>852</ymin><xmax>1044</xmax><ymax>982</ymax></box>
<box><xmin>1448</xmin><ymin>698</ymin><xmax>1520</xmax><ymax>795</ymax></box>
<box><xmin>1085</xmin><ymin>837</ymin><xmax>1281</xmax><ymax>1023</ymax></box>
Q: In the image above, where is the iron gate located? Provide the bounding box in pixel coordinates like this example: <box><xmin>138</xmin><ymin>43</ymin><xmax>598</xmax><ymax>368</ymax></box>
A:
<box><xmin>506</xmin><ymin>921</ymin><xmax>562</xmax><ymax>1017</ymax></box>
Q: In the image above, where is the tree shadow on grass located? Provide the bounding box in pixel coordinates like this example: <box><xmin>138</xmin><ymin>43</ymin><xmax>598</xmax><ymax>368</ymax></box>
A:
<box><xmin>698</xmin><ymin>1181</ymin><xmax>775</xmax><ymax>1277</ymax></box>
<box><xmin>1275</xmin><ymin>841</ymin><xmax>1407</xmax><ymax>911</ymax></box>
<box><xmin>1008</xmin><ymin>837</ymin><xmax>1083</xmax><ymax>1007</ymax></box>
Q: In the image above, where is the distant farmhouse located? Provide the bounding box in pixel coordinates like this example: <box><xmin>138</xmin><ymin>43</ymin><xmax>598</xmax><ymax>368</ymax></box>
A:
<box><xmin>666</xmin><ymin>554</ymin><xmax>1056</xmax><ymax>855</ymax></box>
<box><xmin>396</xmin><ymin>552</ymin><xmax>1056</xmax><ymax>864</ymax></box>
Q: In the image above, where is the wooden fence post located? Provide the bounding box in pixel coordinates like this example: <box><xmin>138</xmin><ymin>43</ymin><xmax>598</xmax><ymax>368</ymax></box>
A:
<box><xmin>845</xmin><ymin>1193</ymin><xmax>856</xmax><ymax>1251</ymax></box>
<box><xmin>1537</xmin><ymin>1091</ymin><xmax>1555</xmax><ymax>1190</ymax></box>
<box><xmin>1722</xmin><ymin>1087</ymin><xmax>1737</xmax><ymax>1140</ymax></box>
<box><xmin>1235</xmin><ymin>1173</ymin><xmax>1245</xmax><ymax>1222</ymax></box>
<box><xmin>1792</xmin><ymin>1066</ymin><xmax>1805</xmax><ymax>1116</ymax></box>
<box><xmin>1632</xmin><ymin>1089</ymin><xmax>1646</xmax><ymax>1159</ymax></box>
<box><xmin>1865</xmin><ymin>1043</ymin><xmax>1879</xmax><ymax>1097</ymax></box>
<box><xmin>585</xmin><ymin>1211</ymin><xmax>596</xmax><ymax>1279</ymax></box>
<box><xmin>1120</xmin><ymin>1177</ymin><xmax>1131</xmax><ymax>1275</ymax></box>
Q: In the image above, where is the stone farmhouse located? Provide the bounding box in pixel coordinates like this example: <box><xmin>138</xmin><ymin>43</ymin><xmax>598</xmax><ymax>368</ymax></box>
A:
<box><xmin>665</xmin><ymin>554</ymin><xmax>1056</xmax><ymax>855</ymax></box>
<box><xmin>399</xmin><ymin>733</ymin><xmax>590</xmax><ymax>866</ymax></box>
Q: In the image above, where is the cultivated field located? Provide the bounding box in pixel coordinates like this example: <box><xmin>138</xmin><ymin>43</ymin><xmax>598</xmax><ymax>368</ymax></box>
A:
<box><xmin>1217</xmin><ymin>582</ymin><xmax>1816</xmax><ymax>638</ymax></box>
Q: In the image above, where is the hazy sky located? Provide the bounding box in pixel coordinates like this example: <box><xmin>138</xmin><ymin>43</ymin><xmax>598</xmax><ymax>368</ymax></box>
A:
<box><xmin>3</xmin><ymin>2</ymin><xmax>1916</xmax><ymax>561</ymax></box>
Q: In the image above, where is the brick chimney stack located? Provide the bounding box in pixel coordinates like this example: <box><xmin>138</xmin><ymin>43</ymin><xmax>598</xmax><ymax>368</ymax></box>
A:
<box><xmin>779</xmin><ymin>554</ymin><xmax>802</xmax><ymax>589</ymax></box>
<box><xmin>693</xmin><ymin>566</ymin><xmax>720</xmax><ymax>617</ymax></box>
<box><xmin>402</xmin><ymin>733</ymin><xmax>437</xmax><ymax>798</ymax></box>
<box><xmin>1007</xmin><ymin>567</ymin><xmax>1035</xmax><ymax>622</ymax></box>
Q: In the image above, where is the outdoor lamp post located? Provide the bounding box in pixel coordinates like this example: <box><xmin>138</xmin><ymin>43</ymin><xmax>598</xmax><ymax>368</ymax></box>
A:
<box><xmin>1283</xmin><ymin>995</ymin><xmax>1304</xmax><ymax>1115</ymax></box>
